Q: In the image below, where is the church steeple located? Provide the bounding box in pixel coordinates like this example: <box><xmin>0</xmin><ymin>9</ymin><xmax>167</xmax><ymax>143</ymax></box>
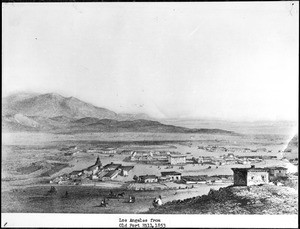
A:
<box><xmin>95</xmin><ymin>156</ymin><xmax>102</xmax><ymax>168</ymax></box>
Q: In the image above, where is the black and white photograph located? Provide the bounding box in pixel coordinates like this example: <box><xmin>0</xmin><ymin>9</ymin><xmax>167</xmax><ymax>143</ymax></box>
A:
<box><xmin>1</xmin><ymin>2</ymin><xmax>299</xmax><ymax>228</ymax></box>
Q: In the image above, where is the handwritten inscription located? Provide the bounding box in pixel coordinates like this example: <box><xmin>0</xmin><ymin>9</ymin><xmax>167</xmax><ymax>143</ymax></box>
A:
<box><xmin>119</xmin><ymin>218</ymin><xmax>166</xmax><ymax>228</ymax></box>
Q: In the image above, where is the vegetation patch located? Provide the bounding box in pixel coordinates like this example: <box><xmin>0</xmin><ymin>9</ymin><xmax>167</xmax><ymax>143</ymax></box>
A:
<box><xmin>146</xmin><ymin>185</ymin><xmax>298</xmax><ymax>214</ymax></box>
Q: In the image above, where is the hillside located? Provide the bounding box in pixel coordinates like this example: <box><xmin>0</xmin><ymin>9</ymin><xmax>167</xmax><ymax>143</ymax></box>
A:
<box><xmin>64</xmin><ymin>118</ymin><xmax>237</xmax><ymax>134</ymax></box>
<box><xmin>2</xmin><ymin>115</ymin><xmax>237</xmax><ymax>135</ymax></box>
<box><xmin>284</xmin><ymin>134</ymin><xmax>298</xmax><ymax>151</ymax></box>
<box><xmin>283</xmin><ymin>134</ymin><xmax>298</xmax><ymax>160</ymax></box>
<box><xmin>3</xmin><ymin>92</ymin><xmax>152</xmax><ymax>121</ymax></box>
<box><xmin>147</xmin><ymin>185</ymin><xmax>298</xmax><ymax>214</ymax></box>
<box><xmin>2</xmin><ymin>93</ymin><xmax>118</xmax><ymax>119</ymax></box>
<box><xmin>2</xmin><ymin>92</ymin><xmax>238</xmax><ymax>135</ymax></box>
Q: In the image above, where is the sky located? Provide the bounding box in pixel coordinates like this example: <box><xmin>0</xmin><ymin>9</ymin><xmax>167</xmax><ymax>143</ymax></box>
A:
<box><xmin>2</xmin><ymin>2</ymin><xmax>299</xmax><ymax>122</ymax></box>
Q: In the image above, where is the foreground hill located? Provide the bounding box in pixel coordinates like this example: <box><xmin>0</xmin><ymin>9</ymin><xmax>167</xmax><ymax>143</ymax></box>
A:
<box><xmin>147</xmin><ymin>185</ymin><xmax>298</xmax><ymax>214</ymax></box>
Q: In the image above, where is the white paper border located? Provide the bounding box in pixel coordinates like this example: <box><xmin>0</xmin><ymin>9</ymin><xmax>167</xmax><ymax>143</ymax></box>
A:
<box><xmin>1</xmin><ymin>213</ymin><xmax>298</xmax><ymax>228</ymax></box>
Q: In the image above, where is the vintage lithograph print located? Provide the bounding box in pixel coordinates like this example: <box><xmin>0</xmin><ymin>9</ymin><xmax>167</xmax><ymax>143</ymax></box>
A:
<box><xmin>2</xmin><ymin>2</ymin><xmax>298</xmax><ymax>228</ymax></box>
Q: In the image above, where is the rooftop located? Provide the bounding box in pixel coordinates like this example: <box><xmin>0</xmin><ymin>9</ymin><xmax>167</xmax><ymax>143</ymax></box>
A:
<box><xmin>139</xmin><ymin>175</ymin><xmax>158</xmax><ymax>179</ymax></box>
<box><xmin>100</xmin><ymin>147</ymin><xmax>117</xmax><ymax>151</ymax></box>
<box><xmin>169</xmin><ymin>155</ymin><xmax>186</xmax><ymax>158</ymax></box>
<box><xmin>103</xmin><ymin>163</ymin><xmax>122</xmax><ymax>169</ymax></box>
<box><xmin>85</xmin><ymin>164</ymin><xmax>99</xmax><ymax>171</ymax></box>
<box><xmin>69</xmin><ymin>170</ymin><xmax>82</xmax><ymax>175</ymax></box>
<box><xmin>231</xmin><ymin>166</ymin><xmax>268</xmax><ymax>172</ymax></box>
<box><xmin>120</xmin><ymin>165</ymin><xmax>134</xmax><ymax>171</ymax></box>
<box><xmin>266</xmin><ymin>166</ymin><xmax>288</xmax><ymax>170</ymax></box>
<box><xmin>161</xmin><ymin>171</ymin><xmax>182</xmax><ymax>176</ymax></box>
<box><xmin>103</xmin><ymin>170</ymin><xmax>119</xmax><ymax>178</ymax></box>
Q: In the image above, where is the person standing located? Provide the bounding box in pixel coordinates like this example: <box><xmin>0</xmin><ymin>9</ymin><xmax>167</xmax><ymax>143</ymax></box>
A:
<box><xmin>157</xmin><ymin>195</ymin><xmax>163</xmax><ymax>206</ymax></box>
<box><xmin>153</xmin><ymin>195</ymin><xmax>162</xmax><ymax>207</ymax></box>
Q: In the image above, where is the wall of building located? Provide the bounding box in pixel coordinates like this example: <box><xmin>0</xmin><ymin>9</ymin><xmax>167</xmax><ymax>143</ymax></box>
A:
<box><xmin>169</xmin><ymin>175</ymin><xmax>181</xmax><ymax>181</ymax></box>
<box><xmin>269</xmin><ymin>169</ymin><xmax>288</xmax><ymax>181</ymax></box>
<box><xmin>247</xmin><ymin>171</ymin><xmax>269</xmax><ymax>185</ymax></box>
<box><xmin>145</xmin><ymin>178</ymin><xmax>158</xmax><ymax>183</ymax></box>
<box><xmin>233</xmin><ymin>170</ymin><xmax>247</xmax><ymax>186</ymax></box>
<box><xmin>169</xmin><ymin>156</ymin><xmax>186</xmax><ymax>165</ymax></box>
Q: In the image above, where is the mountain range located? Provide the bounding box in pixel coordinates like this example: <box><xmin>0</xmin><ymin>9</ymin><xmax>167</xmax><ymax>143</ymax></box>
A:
<box><xmin>2</xmin><ymin>92</ymin><xmax>236</xmax><ymax>135</ymax></box>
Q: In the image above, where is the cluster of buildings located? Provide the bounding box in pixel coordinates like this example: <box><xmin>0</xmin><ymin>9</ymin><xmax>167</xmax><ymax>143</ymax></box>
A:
<box><xmin>198</xmin><ymin>145</ymin><xmax>273</xmax><ymax>154</ymax></box>
<box><xmin>133</xmin><ymin>164</ymin><xmax>292</xmax><ymax>186</ymax></box>
<box><xmin>182</xmin><ymin>175</ymin><xmax>233</xmax><ymax>184</ymax></box>
<box><xmin>198</xmin><ymin>145</ymin><xmax>229</xmax><ymax>152</ymax></box>
<box><xmin>128</xmin><ymin>151</ymin><xmax>186</xmax><ymax>165</ymax></box>
<box><xmin>192</xmin><ymin>153</ymin><xmax>274</xmax><ymax>166</ymax></box>
<box><xmin>127</xmin><ymin>151</ymin><xmax>277</xmax><ymax>167</ymax></box>
<box><xmin>51</xmin><ymin>157</ymin><xmax>134</xmax><ymax>184</ymax></box>
<box><xmin>136</xmin><ymin>171</ymin><xmax>182</xmax><ymax>183</ymax></box>
<box><xmin>232</xmin><ymin>165</ymin><xmax>289</xmax><ymax>186</ymax></box>
<box><xmin>87</xmin><ymin>147</ymin><xmax>117</xmax><ymax>154</ymax></box>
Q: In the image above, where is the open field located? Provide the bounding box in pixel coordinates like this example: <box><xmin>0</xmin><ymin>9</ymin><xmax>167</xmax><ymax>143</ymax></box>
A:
<box><xmin>1</xmin><ymin>183</ymin><xmax>229</xmax><ymax>213</ymax></box>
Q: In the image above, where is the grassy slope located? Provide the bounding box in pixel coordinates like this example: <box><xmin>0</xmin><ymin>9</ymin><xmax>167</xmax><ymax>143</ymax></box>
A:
<box><xmin>147</xmin><ymin>184</ymin><xmax>298</xmax><ymax>214</ymax></box>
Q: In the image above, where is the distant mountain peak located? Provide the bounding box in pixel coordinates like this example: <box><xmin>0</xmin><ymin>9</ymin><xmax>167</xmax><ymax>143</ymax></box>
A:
<box><xmin>66</xmin><ymin>96</ymin><xmax>77</xmax><ymax>100</ymax></box>
<box><xmin>42</xmin><ymin>93</ymin><xmax>64</xmax><ymax>99</ymax></box>
<box><xmin>2</xmin><ymin>92</ymin><xmax>238</xmax><ymax>135</ymax></box>
<box><xmin>2</xmin><ymin>92</ymin><xmax>150</xmax><ymax>121</ymax></box>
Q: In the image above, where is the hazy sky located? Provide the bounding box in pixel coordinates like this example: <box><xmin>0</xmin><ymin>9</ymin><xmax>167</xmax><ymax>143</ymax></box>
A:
<box><xmin>2</xmin><ymin>2</ymin><xmax>299</xmax><ymax>121</ymax></box>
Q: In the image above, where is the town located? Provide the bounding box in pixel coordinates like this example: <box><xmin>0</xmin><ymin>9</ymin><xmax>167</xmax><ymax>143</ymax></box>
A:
<box><xmin>51</xmin><ymin>145</ymin><xmax>298</xmax><ymax>189</ymax></box>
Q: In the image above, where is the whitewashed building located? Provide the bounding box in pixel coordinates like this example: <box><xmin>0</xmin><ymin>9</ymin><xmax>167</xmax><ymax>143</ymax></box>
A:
<box><xmin>168</xmin><ymin>155</ymin><xmax>186</xmax><ymax>165</ymax></box>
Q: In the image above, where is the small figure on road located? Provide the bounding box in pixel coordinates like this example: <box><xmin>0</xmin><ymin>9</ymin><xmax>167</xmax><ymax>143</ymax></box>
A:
<box><xmin>152</xmin><ymin>195</ymin><xmax>162</xmax><ymax>208</ymax></box>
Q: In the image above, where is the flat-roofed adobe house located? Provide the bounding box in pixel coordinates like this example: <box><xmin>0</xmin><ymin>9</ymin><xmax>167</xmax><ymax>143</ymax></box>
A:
<box><xmin>103</xmin><ymin>162</ymin><xmax>122</xmax><ymax>171</ymax></box>
<box><xmin>231</xmin><ymin>165</ymin><xmax>269</xmax><ymax>186</ymax></box>
<box><xmin>138</xmin><ymin>175</ymin><xmax>158</xmax><ymax>183</ymax></box>
<box><xmin>267</xmin><ymin>167</ymin><xmax>288</xmax><ymax>181</ymax></box>
<box><xmin>119</xmin><ymin>165</ymin><xmax>134</xmax><ymax>176</ymax></box>
<box><xmin>101</xmin><ymin>170</ymin><xmax>119</xmax><ymax>181</ymax></box>
<box><xmin>168</xmin><ymin>155</ymin><xmax>186</xmax><ymax>165</ymax></box>
<box><xmin>97</xmin><ymin>170</ymin><xmax>109</xmax><ymax>179</ymax></box>
<box><xmin>198</xmin><ymin>156</ymin><xmax>213</xmax><ymax>164</ymax></box>
<box><xmin>161</xmin><ymin>171</ymin><xmax>182</xmax><ymax>181</ymax></box>
<box><xmin>100</xmin><ymin>147</ymin><xmax>117</xmax><ymax>154</ymax></box>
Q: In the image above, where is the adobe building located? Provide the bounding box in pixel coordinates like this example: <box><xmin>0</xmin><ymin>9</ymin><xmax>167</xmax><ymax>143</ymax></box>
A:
<box><xmin>168</xmin><ymin>155</ymin><xmax>186</xmax><ymax>165</ymax></box>
<box><xmin>103</xmin><ymin>162</ymin><xmax>122</xmax><ymax>171</ymax></box>
<box><xmin>231</xmin><ymin>165</ymin><xmax>269</xmax><ymax>186</ymax></box>
<box><xmin>100</xmin><ymin>147</ymin><xmax>117</xmax><ymax>154</ymax></box>
<box><xmin>119</xmin><ymin>165</ymin><xmax>134</xmax><ymax>177</ymax></box>
<box><xmin>138</xmin><ymin>175</ymin><xmax>158</xmax><ymax>183</ymax></box>
<box><xmin>161</xmin><ymin>171</ymin><xmax>182</xmax><ymax>181</ymax></box>
<box><xmin>101</xmin><ymin>170</ymin><xmax>119</xmax><ymax>181</ymax></box>
<box><xmin>267</xmin><ymin>166</ymin><xmax>288</xmax><ymax>181</ymax></box>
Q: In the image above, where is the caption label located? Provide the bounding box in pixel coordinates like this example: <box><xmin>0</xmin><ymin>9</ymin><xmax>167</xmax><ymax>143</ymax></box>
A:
<box><xmin>118</xmin><ymin>218</ymin><xmax>166</xmax><ymax>228</ymax></box>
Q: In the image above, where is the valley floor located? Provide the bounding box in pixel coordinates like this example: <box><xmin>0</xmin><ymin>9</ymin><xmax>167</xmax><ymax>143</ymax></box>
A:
<box><xmin>1</xmin><ymin>132</ymin><xmax>298</xmax><ymax>214</ymax></box>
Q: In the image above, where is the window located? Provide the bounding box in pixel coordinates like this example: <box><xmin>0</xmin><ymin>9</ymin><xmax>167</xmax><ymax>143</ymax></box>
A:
<box><xmin>262</xmin><ymin>175</ymin><xmax>265</xmax><ymax>181</ymax></box>
<box><xmin>251</xmin><ymin>176</ymin><xmax>254</xmax><ymax>180</ymax></box>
